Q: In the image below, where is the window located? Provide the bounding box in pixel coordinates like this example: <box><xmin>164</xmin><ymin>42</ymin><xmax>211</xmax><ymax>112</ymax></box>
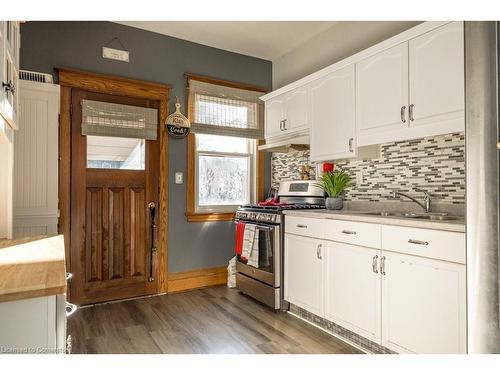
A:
<box><xmin>186</xmin><ymin>74</ymin><xmax>266</xmax><ymax>222</ymax></box>
<box><xmin>195</xmin><ymin>134</ymin><xmax>255</xmax><ymax>212</ymax></box>
<box><xmin>87</xmin><ymin>135</ymin><xmax>145</xmax><ymax>170</ymax></box>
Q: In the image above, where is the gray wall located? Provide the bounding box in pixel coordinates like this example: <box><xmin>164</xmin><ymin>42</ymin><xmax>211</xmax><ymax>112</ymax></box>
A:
<box><xmin>273</xmin><ymin>21</ymin><xmax>422</xmax><ymax>88</ymax></box>
<box><xmin>20</xmin><ymin>21</ymin><xmax>272</xmax><ymax>273</ymax></box>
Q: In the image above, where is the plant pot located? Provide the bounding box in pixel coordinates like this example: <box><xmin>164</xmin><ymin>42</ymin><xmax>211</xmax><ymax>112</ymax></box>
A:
<box><xmin>326</xmin><ymin>196</ymin><xmax>343</xmax><ymax>210</ymax></box>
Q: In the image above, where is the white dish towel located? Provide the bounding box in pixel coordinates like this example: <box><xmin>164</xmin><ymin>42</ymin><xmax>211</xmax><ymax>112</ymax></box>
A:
<box><xmin>241</xmin><ymin>224</ymin><xmax>259</xmax><ymax>268</ymax></box>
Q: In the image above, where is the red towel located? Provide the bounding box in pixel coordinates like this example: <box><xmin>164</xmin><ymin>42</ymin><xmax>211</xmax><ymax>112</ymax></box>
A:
<box><xmin>235</xmin><ymin>222</ymin><xmax>245</xmax><ymax>256</ymax></box>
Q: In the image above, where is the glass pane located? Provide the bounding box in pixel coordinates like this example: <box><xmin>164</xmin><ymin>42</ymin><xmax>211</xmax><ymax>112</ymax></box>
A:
<box><xmin>198</xmin><ymin>155</ymin><xmax>249</xmax><ymax>206</ymax></box>
<box><xmin>195</xmin><ymin>94</ymin><xmax>256</xmax><ymax>129</ymax></box>
<box><xmin>196</xmin><ymin>134</ymin><xmax>249</xmax><ymax>154</ymax></box>
<box><xmin>87</xmin><ymin>135</ymin><xmax>145</xmax><ymax>170</ymax></box>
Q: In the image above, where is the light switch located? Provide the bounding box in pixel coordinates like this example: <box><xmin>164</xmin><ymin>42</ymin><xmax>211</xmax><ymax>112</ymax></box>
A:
<box><xmin>175</xmin><ymin>172</ymin><xmax>184</xmax><ymax>184</ymax></box>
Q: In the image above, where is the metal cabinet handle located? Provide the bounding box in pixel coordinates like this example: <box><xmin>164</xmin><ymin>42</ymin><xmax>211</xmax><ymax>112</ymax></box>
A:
<box><xmin>65</xmin><ymin>272</ymin><xmax>73</xmax><ymax>282</ymax></box>
<box><xmin>282</xmin><ymin>119</ymin><xmax>288</xmax><ymax>131</ymax></box>
<box><xmin>348</xmin><ymin>137</ymin><xmax>354</xmax><ymax>153</ymax></box>
<box><xmin>148</xmin><ymin>202</ymin><xmax>157</xmax><ymax>282</ymax></box>
<box><xmin>341</xmin><ymin>230</ymin><xmax>356</xmax><ymax>235</ymax></box>
<box><xmin>409</xmin><ymin>104</ymin><xmax>415</xmax><ymax>122</ymax></box>
<box><xmin>316</xmin><ymin>243</ymin><xmax>322</xmax><ymax>260</ymax></box>
<box><xmin>408</xmin><ymin>239</ymin><xmax>429</xmax><ymax>246</ymax></box>
<box><xmin>65</xmin><ymin>302</ymin><xmax>78</xmax><ymax>318</ymax></box>
<box><xmin>2</xmin><ymin>80</ymin><xmax>15</xmax><ymax>95</ymax></box>
<box><xmin>279</xmin><ymin>120</ymin><xmax>284</xmax><ymax>131</ymax></box>
<box><xmin>380</xmin><ymin>256</ymin><xmax>386</xmax><ymax>276</ymax></box>
<box><xmin>296</xmin><ymin>224</ymin><xmax>308</xmax><ymax>228</ymax></box>
<box><xmin>372</xmin><ymin>255</ymin><xmax>379</xmax><ymax>274</ymax></box>
<box><xmin>400</xmin><ymin>105</ymin><xmax>406</xmax><ymax>123</ymax></box>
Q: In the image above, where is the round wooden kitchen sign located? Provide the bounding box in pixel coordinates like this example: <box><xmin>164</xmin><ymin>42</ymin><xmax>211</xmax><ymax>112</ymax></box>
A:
<box><xmin>166</xmin><ymin>100</ymin><xmax>190</xmax><ymax>138</ymax></box>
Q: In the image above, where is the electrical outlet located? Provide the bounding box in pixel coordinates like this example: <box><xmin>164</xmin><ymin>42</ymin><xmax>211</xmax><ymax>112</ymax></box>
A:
<box><xmin>175</xmin><ymin>172</ymin><xmax>183</xmax><ymax>184</ymax></box>
<box><xmin>356</xmin><ymin>171</ymin><xmax>363</xmax><ymax>185</ymax></box>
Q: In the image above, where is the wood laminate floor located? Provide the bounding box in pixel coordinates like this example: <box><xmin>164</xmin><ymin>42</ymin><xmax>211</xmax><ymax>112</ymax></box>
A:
<box><xmin>68</xmin><ymin>286</ymin><xmax>361</xmax><ymax>354</ymax></box>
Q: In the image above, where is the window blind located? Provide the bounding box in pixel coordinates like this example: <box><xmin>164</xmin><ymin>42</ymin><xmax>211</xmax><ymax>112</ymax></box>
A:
<box><xmin>188</xmin><ymin>78</ymin><xmax>264</xmax><ymax>139</ymax></box>
<box><xmin>81</xmin><ymin>99</ymin><xmax>158</xmax><ymax>140</ymax></box>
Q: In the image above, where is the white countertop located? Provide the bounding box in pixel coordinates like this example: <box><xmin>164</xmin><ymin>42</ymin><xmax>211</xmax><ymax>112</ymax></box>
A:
<box><xmin>283</xmin><ymin>209</ymin><xmax>465</xmax><ymax>233</ymax></box>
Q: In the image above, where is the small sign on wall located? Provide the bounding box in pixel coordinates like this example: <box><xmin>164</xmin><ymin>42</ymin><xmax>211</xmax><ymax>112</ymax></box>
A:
<box><xmin>166</xmin><ymin>99</ymin><xmax>191</xmax><ymax>138</ymax></box>
<box><xmin>102</xmin><ymin>47</ymin><xmax>130</xmax><ymax>62</ymax></box>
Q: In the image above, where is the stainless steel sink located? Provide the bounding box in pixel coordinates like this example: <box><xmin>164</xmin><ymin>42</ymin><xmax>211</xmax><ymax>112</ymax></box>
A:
<box><xmin>361</xmin><ymin>211</ymin><xmax>462</xmax><ymax>221</ymax></box>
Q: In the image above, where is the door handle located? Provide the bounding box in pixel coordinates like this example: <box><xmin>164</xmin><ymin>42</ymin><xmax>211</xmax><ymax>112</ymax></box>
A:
<box><xmin>409</xmin><ymin>104</ymin><xmax>415</xmax><ymax>122</ymax></box>
<box><xmin>148</xmin><ymin>202</ymin><xmax>157</xmax><ymax>282</ymax></box>
<box><xmin>380</xmin><ymin>256</ymin><xmax>386</xmax><ymax>275</ymax></box>
<box><xmin>282</xmin><ymin>119</ymin><xmax>287</xmax><ymax>131</ymax></box>
<box><xmin>400</xmin><ymin>105</ymin><xmax>406</xmax><ymax>123</ymax></box>
<box><xmin>348</xmin><ymin>138</ymin><xmax>354</xmax><ymax>153</ymax></box>
<box><xmin>279</xmin><ymin>120</ymin><xmax>283</xmax><ymax>131</ymax></box>
<box><xmin>316</xmin><ymin>243</ymin><xmax>322</xmax><ymax>260</ymax></box>
<box><xmin>372</xmin><ymin>255</ymin><xmax>379</xmax><ymax>274</ymax></box>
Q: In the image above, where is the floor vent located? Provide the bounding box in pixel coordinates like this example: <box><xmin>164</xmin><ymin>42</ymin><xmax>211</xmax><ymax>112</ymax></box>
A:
<box><xmin>19</xmin><ymin>70</ymin><xmax>54</xmax><ymax>84</ymax></box>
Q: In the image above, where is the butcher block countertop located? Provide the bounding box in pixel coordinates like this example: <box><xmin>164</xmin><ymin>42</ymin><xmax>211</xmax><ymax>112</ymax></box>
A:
<box><xmin>0</xmin><ymin>235</ymin><xmax>66</xmax><ymax>303</ymax></box>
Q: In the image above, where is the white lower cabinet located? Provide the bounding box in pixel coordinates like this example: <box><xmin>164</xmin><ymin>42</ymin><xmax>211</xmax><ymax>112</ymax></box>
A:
<box><xmin>381</xmin><ymin>251</ymin><xmax>466</xmax><ymax>354</ymax></box>
<box><xmin>324</xmin><ymin>241</ymin><xmax>381</xmax><ymax>343</ymax></box>
<box><xmin>284</xmin><ymin>215</ymin><xmax>466</xmax><ymax>353</ymax></box>
<box><xmin>284</xmin><ymin>233</ymin><xmax>324</xmax><ymax>316</ymax></box>
<box><xmin>0</xmin><ymin>294</ymin><xmax>67</xmax><ymax>354</ymax></box>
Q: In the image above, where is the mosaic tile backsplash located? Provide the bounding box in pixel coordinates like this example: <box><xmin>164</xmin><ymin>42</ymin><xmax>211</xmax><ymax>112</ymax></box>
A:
<box><xmin>271</xmin><ymin>132</ymin><xmax>465</xmax><ymax>204</ymax></box>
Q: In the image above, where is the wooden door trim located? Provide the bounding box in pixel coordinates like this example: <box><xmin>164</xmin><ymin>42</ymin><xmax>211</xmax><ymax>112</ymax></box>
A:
<box><xmin>57</xmin><ymin>68</ymin><xmax>170</xmax><ymax>295</ymax></box>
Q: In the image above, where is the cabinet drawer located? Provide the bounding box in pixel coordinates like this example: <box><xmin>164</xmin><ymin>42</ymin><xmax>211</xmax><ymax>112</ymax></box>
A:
<box><xmin>381</xmin><ymin>225</ymin><xmax>465</xmax><ymax>264</ymax></box>
<box><xmin>285</xmin><ymin>216</ymin><xmax>325</xmax><ymax>239</ymax></box>
<box><xmin>324</xmin><ymin>220</ymin><xmax>381</xmax><ymax>249</ymax></box>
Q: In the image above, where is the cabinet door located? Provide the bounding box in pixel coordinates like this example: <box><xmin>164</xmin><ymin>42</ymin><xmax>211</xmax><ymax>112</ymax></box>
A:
<box><xmin>310</xmin><ymin>65</ymin><xmax>356</xmax><ymax>162</ymax></box>
<box><xmin>381</xmin><ymin>251</ymin><xmax>466</xmax><ymax>353</ymax></box>
<box><xmin>356</xmin><ymin>42</ymin><xmax>409</xmax><ymax>146</ymax></box>
<box><xmin>408</xmin><ymin>22</ymin><xmax>464</xmax><ymax>135</ymax></box>
<box><xmin>284</xmin><ymin>234</ymin><xmax>323</xmax><ymax>316</ymax></box>
<box><xmin>324</xmin><ymin>241</ymin><xmax>381</xmax><ymax>343</ymax></box>
<box><xmin>265</xmin><ymin>95</ymin><xmax>285</xmax><ymax>139</ymax></box>
<box><xmin>283</xmin><ymin>86</ymin><xmax>308</xmax><ymax>132</ymax></box>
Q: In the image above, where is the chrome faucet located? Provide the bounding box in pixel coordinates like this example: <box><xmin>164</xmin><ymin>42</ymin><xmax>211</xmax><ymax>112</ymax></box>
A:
<box><xmin>391</xmin><ymin>189</ymin><xmax>432</xmax><ymax>213</ymax></box>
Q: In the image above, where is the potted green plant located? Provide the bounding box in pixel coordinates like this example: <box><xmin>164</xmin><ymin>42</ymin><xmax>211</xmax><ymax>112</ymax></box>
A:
<box><xmin>316</xmin><ymin>170</ymin><xmax>352</xmax><ymax>210</ymax></box>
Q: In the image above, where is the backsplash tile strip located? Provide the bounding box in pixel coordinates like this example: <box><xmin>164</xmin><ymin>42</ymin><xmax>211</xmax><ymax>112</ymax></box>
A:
<box><xmin>289</xmin><ymin>304</ymin><xmax>396</xmax><ymax>354</ymax></box>
<box><xmin>271</xmin><ymin>133</ymin><xmax>465</xmax><ymax>204</ymax></box>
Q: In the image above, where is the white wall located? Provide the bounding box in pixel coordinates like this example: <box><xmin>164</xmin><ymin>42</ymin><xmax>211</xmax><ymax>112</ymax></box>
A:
<box><xmin>273</xmin><ymin>21</ymin><xmax>422</xmax><ymax>89</ymax></box>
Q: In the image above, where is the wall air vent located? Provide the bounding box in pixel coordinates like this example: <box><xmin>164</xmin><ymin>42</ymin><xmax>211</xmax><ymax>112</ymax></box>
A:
<box><xmin>19</xmin><ymin>70</ymin><xmax>54</xmax><ymax>84</ymax></box>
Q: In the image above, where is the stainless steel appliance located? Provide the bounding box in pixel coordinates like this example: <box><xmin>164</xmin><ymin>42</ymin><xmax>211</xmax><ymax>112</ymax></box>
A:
<box><xmin>464</xmin><ymin>21</ymin><xmax>500</xmax><ymax>353</ymax></box>
<box><xmin>235</xmin><ymin>180</ymin><xmax>325</xmax><ymax>310</ymax></box>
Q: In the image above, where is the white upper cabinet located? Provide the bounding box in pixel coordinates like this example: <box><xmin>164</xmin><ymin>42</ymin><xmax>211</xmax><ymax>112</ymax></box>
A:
<box><xmin>1</xmin><ymin>21</ymin><xmax>21</xmax><ymax>129</ymax></box>
<box><xmin>408</xmin><ymin>21</ymin><xmax>464</xmax><ymax>133</ymax></box>
<box><xmin>310</xmin><ymin>65</ymin><xmax>356</xmax><ymax>161</ymax></box>
<box><xmin>324</xmin><ymin>241</ymin><xmax>381</xmax><ymax>343</ymax></box>
<box><xmin>356</xmin><ymin>42</ymin><xmax>409</xmax><ymax>146</ymax></box>
<box><xmin>283</xmin><ymin>86</ymin><xmax>308</xmax><ymax>132</ymax></box>
<box><xmin>262</xmin><ymin>22</ymin><xmax>465</xmax><ymax>150</ymax></box>
<box><xmin>264</xmin><ymin>94</ymin><xmax>286</xmax><ymax>139</ymax></box>
<box><xmin>356</xmin><ymin>21</ymin><xmax>464</xmax><ymax>146</ymax></box>
<box><xmin>284</xmin><ymin>233</ymin><xmax>324</xmax><ymax>316</ymax></box>
<box><xmin>381</xmin><ymin>251</ymin><xmax>466</xmax><ymax>354</ymax></box>
<box><xmin>264</xmin><ymin>85</ymin><xmax>309</xmax><ymax>141</ymax></box>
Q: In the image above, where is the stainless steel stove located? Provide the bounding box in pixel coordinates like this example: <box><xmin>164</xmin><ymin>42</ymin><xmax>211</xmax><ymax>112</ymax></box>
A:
<box><xmin>234</xmin><ymin>180</ymin><xmax>325</xmax><ymax>310</ymax></box>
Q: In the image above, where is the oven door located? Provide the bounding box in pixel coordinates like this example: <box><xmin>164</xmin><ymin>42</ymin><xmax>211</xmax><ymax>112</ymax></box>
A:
<box><xmin>235</xmin><ymin>221</ymin><xmax>280</xmax><ymax>288</ymax></box>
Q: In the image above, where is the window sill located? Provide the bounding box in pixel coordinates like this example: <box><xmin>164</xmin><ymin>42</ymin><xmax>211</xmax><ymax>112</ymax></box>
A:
<box><xmin>186</xmin><ymin>212</ymin><xmax>235</xmax><ymax>222</ymax></box>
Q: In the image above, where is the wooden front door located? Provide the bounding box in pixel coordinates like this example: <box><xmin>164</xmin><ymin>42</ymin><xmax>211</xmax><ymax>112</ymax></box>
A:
<box><xmin>70</xmin><ymin>89</ymin><xmax>160</xmax><ymax>305</ymax></box>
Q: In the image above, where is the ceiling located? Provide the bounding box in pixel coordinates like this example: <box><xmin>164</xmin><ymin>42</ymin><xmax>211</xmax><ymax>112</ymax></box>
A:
<box><xmin>116</xmin><ymin>21</ymin><xmax>337</xmax><ymax>61</ymax></box>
